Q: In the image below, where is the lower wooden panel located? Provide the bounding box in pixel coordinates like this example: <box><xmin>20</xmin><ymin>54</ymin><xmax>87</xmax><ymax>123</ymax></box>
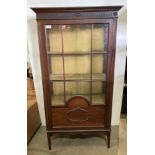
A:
<box><xmin>52</xmin><ymin>106</ymin><xmax>105</xmax><ymax>128</ymax></box>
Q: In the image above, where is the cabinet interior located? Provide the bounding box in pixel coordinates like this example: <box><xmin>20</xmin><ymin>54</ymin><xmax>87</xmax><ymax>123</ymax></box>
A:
<box><xmin>46</xmin><ymin>24</ymin><xmax>108</xmax><ymax>106</ymax></box>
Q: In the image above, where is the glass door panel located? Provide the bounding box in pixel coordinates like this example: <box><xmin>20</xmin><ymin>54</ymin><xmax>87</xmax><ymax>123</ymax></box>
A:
<box><xmin>45</xmin><ymin>23</ymin><xmax>108</xmax><ymax>106</ymax></box>
<box><xmin>65</xmin><ymin>81</ymin><xmax>90</xmax><ymax>102</ymax></box>
<box><xmin>49</xmin><ymin>56</ymin><xmax>63</xmax><ymax>74</ymax></box>
<box><xmin>63</xmin><ymin>24</ymin><xmax>91</xmax><ymax>53</ymax></box>
<box><xmin>64</xmin><ymin>55</ymin><xmax>91</xmax><ymax>80</ymax></box>
<box><xmin>92</xmin><ymin>54</ymin><xmax>107</xmax><ymax>81</ymax></box>
<box><xmin>49</xmin><ymin>55</ymin><xmax>64</xmax><ymax>81</ymax></box>
<box><xmin>51</xmin><ymin>82</ymin><xmax>65</xmax><ymax>106</ymax></box>
<box><xmin>46</xmin><ymin>25</ymin><xmax>62</xmax><ymax>53</ymax></box>
<box><xmin>91</xmin><ymin>81</ymin><xmax>105</xmax><ymax>105</ymax></box>
<box><xmin>92</xmin><ymin>24</ymin><xmax>108</xmax><ymax>52</ymax></box>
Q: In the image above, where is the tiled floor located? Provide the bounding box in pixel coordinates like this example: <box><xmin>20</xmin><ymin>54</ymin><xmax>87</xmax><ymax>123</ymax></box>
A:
<box><xmin>28</xmin><ymin>117</ymin><xmax>127</xmax><ymax>155</ymax></box>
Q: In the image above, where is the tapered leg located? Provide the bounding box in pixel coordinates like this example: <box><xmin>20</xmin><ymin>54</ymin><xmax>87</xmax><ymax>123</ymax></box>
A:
<box><xmin>106</xmin><ymin>132</ymin><xmax>111</xmax><ymax>148</ymax></box>
<box><xmin>47</xmin><ymin>133</ymin><xmax>52</xmax><ymax>150</ymax></box>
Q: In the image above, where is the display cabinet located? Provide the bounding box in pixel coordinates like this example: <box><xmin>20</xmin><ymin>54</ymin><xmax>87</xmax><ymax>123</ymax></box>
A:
<box><xmin>32</xmin><ymin>6</ymin><xmax>122</xmax><ymax>149</ymax></box>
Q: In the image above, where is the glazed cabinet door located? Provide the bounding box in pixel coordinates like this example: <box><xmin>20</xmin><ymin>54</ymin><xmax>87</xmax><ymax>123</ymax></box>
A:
<box><xmin>45</xmin><ymin>23</ymin><xmax>108</xmax><ymax>106</ymax></box>
<box><xmin>38</xmin><ymin>19</ymin><xmax>115</xmax><ymax>129</ymax></box>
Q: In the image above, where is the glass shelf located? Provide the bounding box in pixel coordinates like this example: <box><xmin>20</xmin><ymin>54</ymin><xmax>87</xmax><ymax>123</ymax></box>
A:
<box><xmin>49</xmin><ymin>54</ymin><xmax>107</xmax><ymax>75</ymax></box>
<box><xmin>51</xmin><ymin>94</ymin><xmax>105</xmax><ymax>106</ymax></box>
<box><xmin>50</xmin><ymin>73</ymin><xmax>106</xmax><ymax>81</ymax></box>
<box><xmin>47</xmin><ymin>51</ymin><xmax>108</xmax><ymax>55</ymax></box>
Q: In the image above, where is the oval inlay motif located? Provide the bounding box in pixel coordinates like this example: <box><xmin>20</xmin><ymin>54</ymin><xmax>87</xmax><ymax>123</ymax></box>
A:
<box><xmin>67</xmin><ymin>107</ymin><xmax>89</xmax><ymax>122</ymax></box>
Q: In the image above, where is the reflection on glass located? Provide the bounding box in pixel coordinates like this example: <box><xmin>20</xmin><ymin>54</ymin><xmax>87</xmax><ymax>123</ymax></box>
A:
<box><xmin>51</xmin><ymin>82</ymin><xmax>64</xmax><ymax>106</ymax></box>
<box><xmin>63</xmin><ymin>25</ymin><xmax>91</xmax><ymax>53</ymax></box>
<box><xmin>66</xmin><ymin>81</ymin><xmax>90</xmax><ymax>95</ymax></box>
<box><xmin>92</xmin><ymin>54</ymin><xmax>107</xmax><ymax>75</ymax></box>
<box><xmin>92</xmin><ymin>94</ymin><xmax>105</xmax><ymax>105</ymax></box>
<box><xmin>46</xmin><ymin>24</ymin><xmax>108</xmax><ymax>53</ymax></box>
<box><xmin>92</xmin><ymin>81</ymin><xmax>105</xmax><ymax>105</ymax></box>
<box><xmin>92</xmin><ymin>54</ymin><xmax>104</xmax><ymax>73</ymax></box>
<box><xmin>64</xmin><ymin>55</ymin><xmax>90</xmax><ymax>74</ymax></box>
<box><xmin>47</xmin><ymin>25</ymin><xmax>62</xmax><ymax>53</ymax></box>
<box><xmin>50</xmin><ymin>56</ymin><xmax>63</xmax><ymax>74</ymax></box>
<box><xmin>65</xmin><ymin>81</ymin><xmax>90</xmax><ymax>101</ymax></box>
<box><xmin>92</xmin><ymin>24</ymin><xmax>106</xmax><ymax>52</ymax></box>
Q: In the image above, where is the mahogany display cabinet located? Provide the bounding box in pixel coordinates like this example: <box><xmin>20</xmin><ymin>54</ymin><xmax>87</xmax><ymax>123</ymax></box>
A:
<box><xmin>32</xmin><ymin>6</ymin><xmax>122</xmax><ymax>149</ymax></box>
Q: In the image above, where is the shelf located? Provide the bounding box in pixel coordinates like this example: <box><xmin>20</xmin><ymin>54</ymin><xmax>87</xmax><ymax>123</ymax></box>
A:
<box><xmin>47</xmin><ymin>51</ymin><xmax>107</xmax><ymax>55</ymax></box>
<box><xmin>51</xmin><ymin>94</ymin><xmax>105</xmax><ymax>106</ymax></box>
<box><xmin>50</xmin><ymin>73</ymin><xmax>106</xmax><ymax>81</ymax></box>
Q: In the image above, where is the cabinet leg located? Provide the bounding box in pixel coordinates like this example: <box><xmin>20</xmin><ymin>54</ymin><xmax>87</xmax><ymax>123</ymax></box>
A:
<box><xmin>106</xmin><ymin>132</ymin><xmax>111</xmax><ymax>148</ymax></box>
<box><xmin>47</xmin><ymin>133</ymin><xmax>52</xmax><ymax>150</ymax></box>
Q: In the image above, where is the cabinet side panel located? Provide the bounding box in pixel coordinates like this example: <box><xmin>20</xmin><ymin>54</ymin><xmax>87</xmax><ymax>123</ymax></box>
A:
<box><xmin>105</xmin><ymin>19</ymin><xmax>118</xmax><ymax>128</ymax></box>
<box><xmin>37</xmin><ymin>21</ymin><xmax>52</xmax><ymax>129</ymax></box>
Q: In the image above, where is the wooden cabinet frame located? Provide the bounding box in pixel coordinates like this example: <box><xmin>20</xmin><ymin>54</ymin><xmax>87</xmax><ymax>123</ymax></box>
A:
<box><xmin>32</xmin><ymin>6</ymin><xmax>122</xmax><ymax>149</ymax></box>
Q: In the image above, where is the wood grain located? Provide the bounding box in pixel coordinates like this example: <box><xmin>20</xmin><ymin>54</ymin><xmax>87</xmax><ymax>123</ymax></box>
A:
<box><xmin>32</xmin><ymin>6</ymin><xmax>122</xmax><ymax>149</ymax></box>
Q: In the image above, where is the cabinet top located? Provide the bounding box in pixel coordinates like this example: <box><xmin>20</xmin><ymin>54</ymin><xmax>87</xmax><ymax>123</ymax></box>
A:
<box><xmin>31</xmin><ymin>6</ymin><xmax>123</xmax><ymax>20</ymax></box>
<box><xmin>31</xmin><ymin>6</ymin><xmax>123</xmax><ymax>13</ymax></box>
